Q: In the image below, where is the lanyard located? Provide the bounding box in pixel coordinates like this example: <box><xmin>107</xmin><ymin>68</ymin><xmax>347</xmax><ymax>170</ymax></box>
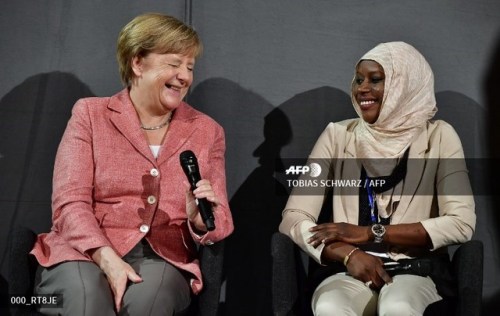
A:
<box><xmin>366</xmin><ymin>179</ymin><xmax>378</xmax><ymax>224</ymax></box>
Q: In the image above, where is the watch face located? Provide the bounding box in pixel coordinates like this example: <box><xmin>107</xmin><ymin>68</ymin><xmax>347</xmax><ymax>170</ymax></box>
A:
<box><xmin>373</xmin><ymin>224</ymin><xmax>384</xmax><ymax>235</ymax></box>
<box><xmin>372</xmin><ymin>224</ymin><xmax>385</xmax><ymax>243</ymax></box>
<box><xmin>372</xmin><ymin>224</ymin><xmax>386</xmax><ymax>237</ymax></box>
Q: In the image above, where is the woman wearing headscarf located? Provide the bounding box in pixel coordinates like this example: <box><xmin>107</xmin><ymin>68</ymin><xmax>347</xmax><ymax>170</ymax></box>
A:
<box><xmin>30</xmin><ymin>13</ymin><xmax>233</xmax><ymax>315</ymax></box>
<box><xmin>279</xmin><ymin>42</ymin><xmax>475</xmax><ymax>315</ymax></box>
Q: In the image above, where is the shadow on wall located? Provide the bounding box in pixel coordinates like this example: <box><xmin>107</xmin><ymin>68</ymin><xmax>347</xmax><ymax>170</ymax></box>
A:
<box><xmin>224</xmin><ymin>107</ymin><xmax>291</xmax><ymax>316</ymax></box>
<box><xmin>277</xmin><ymin>86</ymin><xmax>355</xmax><ymax>158</ymax></box>
<box><xmin>188</xmin><ymin>78</ymin><xmax>277</xmax><ymax>315</ymax></box>
<box><xmin>187</xmin><ymin>78</ymin><xmax>274</xmax><ymax>199</ymax></box>
<box><xmin>484</xmin><ymin>30</ymin><xmax>500</xmax><ymax>315</ymax></box>
<box><xmin>189</xmin><ymin>80</ymin><xmax>353</xmax><ymax>315</ymax></box>
<box><xmin>0</xmin><ymin>72</ymin><xmax>94</xmax><ymax>312</ymax></box>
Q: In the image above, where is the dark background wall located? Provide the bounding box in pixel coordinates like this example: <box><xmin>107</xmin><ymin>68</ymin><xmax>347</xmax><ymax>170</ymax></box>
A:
<box><xmin>1</xmin><ymin>1</ymin><xmax>499</xmax><ymax>315</ymax></box>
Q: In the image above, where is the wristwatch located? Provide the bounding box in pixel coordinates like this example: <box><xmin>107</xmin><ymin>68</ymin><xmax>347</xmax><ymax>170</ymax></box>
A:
<box><xmin>371</xmin><ymin>224</ymin><xmax>386</xmax><ymax>243</ymax></box>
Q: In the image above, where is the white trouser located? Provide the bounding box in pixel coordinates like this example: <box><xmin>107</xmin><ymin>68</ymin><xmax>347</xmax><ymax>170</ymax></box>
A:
<box><xmin>312</xmin><ymin>273</ymin><xmax>442</xmax><ymax>316</ymax></box>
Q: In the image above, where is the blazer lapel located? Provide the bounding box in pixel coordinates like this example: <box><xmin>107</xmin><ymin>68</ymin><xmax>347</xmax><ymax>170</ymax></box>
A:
<box><xmin>394</xmin><ymin>126</ymin><xmax>429</xmax><ymax>221</ymax></box>
<box><xmin>108</xmin><ymin>90</ymin><xmax>156</xmax><ymax>164</ymax></box>
<box><xmin>156</xmin><ymin>102</ymin><xmax>198</xmax><ymax>166</ymax></box>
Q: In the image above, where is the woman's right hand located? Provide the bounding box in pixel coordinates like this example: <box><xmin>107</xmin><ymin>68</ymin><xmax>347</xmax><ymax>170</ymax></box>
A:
<box><xmin>321</xmin><ymin>243</ymin><xmax>392</xmax><ymax>290</ymax></box>
<box><xmin>90</xmin><ymin>246</ymin><xmax>143</xmax><ymax>312</ymax></box>
<box><xmin>346</xmin><ymin>250</ymin><xmax>392</xmax><ymax>289</ymax></box>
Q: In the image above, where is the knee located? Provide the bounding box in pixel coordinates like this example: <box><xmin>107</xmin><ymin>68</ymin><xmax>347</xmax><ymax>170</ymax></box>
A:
<box><xmin>314</xmin><ymin>300</ymin><xmax>359</xmax><ymax>316</ymax></box>
<box><xmin>122</xmin><ymin>273</ymin><xmax>191</xmax><ymax>314</ymax></box>
<box><xmin>379</xmin><ymin>300</ymin><xmax>415</xmax><ymax>316</ymax></box>
<box><xmin>36</xmin><ymin>263</ymin><xmax>114</xmax><ymax>315</ymax></box>
<box><xmin>152</xmin><ymin>282</ymin><xmax>191</xmax><ymax>313</ymax></box>
<box><xmin>315</xmin><ymin>304</ymin><xmax>345</xmax><ymax>316</ymax></box>
<box><xmin>63</xmin><ymin>272</ymin><xmax>113</xmax><ymax>312</ymax></box>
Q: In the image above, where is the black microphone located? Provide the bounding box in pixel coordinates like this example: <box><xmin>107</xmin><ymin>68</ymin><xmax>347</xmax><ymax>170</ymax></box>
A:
<box><xmin>180</xmin><ymin>150</ymin><xmax>215</xmax><ymax>231</ymax></box>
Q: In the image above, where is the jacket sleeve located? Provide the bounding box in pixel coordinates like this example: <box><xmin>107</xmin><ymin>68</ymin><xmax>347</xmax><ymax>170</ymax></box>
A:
<box><xmin>420</xmin><ymin>121</ymin><xmax>476</xmax><ymax>249</ymax></box>
<box><xmin>189</xmin><ymin>123</ymin><xmax>234</xmax><ymax>245</ymax></box>
<box><xmin>279</xmin><ymin>122</ymin><xmax>341</xmax><ymax>263</ymax></box>
<box><xmin>51</xmin><ymin>99</ymin><xmax>112</xmax><ymax>256</ymax></box>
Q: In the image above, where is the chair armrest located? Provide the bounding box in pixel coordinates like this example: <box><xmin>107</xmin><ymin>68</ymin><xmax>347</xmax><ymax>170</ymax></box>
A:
<box><xmin>7</xmin><ymin>226</ymin><xmax>45</xmax><ymax>316</ymax></box>
<box><xmin>197</xmin><ymin>240</ymin><xmax>225</xmax><ymax>316</ymax></box>
<box><xmin>271</xmin><ymin>232</ymin><xmax>298</xmax><ymax>316</ymax></box>
<box><xmin>452</xmin><ymin>240</ymin><xmax>483</xmax><ymax>316</ymax></box>
<box><xmin>8</xmin><ymin>226</ymin><xmax>38</xmax><ymax>296</ymax></box>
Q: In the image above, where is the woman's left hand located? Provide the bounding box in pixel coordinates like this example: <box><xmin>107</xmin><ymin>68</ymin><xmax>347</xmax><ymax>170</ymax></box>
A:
<box><xmin>184</xmin><ymin>179</ymin><xmax>219</xmax><ymax>232</ymax></box>
<box><xmin>308</xmin><ymin>222</ymin><xmax>370</xmax><ymax>248</ymax></box>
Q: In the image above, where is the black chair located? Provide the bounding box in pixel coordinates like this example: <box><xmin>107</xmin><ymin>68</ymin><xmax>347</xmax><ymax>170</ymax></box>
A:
<box><xmin>271</xmin><ymin>231</ymin><xmax>483</xmax><ymax>316</ymax></box>
<box><xmin>7</xmin><ymin>225</ymin><xmax>225</xmax><ymax>316</ymax></box>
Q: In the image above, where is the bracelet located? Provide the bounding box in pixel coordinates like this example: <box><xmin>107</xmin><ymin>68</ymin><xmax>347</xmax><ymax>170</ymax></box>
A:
<box><xmin>343</xmin><ymin>247</ymin><xmax>359</xmax><ymax>266</ymax></box>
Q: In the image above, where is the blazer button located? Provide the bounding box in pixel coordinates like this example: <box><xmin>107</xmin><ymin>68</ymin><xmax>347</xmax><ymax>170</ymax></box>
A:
<box><xmin>140</xmin><ymin>224</ymin><xmax>149</xmax><ymax>233</ymax></box>
<box><xmin>150</xmin><ymin>168</ymin><xmax>159</xmax><ymax>177</ymax></box>
<box><xmin>147</xmin><ymin>195</ymin><xmax>157</xmax><ymax>205</ymax></box>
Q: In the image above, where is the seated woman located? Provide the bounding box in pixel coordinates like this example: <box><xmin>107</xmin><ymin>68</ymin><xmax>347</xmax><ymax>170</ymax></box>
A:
<box><xmin>279</xmin><ymin>41</ymin><xmax>476</xmax><ymax>315</ymax></box>
<box><xmin>30</xmin><ymin>13</ymin><xmax>234</xmax><ymax>316</ymax></box>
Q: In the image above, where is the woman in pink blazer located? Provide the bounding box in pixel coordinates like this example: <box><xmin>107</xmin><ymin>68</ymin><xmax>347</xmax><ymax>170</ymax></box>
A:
<box><xmin>30</xmin><ymin>13</ymin><xmax>233</xmax><ymax>315</ymax></box>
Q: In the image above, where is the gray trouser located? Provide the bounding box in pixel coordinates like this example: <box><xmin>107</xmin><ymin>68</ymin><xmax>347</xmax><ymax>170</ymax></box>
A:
<box><xmin>34</xmin><ymin>239</ymin><xmax>191</xmax><ymax>316</ymax></box>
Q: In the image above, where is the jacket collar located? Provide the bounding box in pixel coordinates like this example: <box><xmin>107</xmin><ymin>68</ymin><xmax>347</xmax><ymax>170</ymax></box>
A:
<box><xmin>107</xmin><ymin>89</ymin><xmax>201</xmax><ymax>166</ymax></box>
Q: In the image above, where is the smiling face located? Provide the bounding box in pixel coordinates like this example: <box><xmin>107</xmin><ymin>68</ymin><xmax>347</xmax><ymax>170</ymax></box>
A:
<box><xmin>131</xmin><ymin>52</ymin><xmax>194</xmax><ymax>113</ymax></box>
<box><xmin>353</xmin><ymin>60</ymin><xmax>385</xmax><ymax>124</ymax></box>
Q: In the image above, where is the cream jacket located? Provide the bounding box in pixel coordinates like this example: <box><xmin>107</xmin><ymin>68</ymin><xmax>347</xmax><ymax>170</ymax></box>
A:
<box><xmin>279</xmin><ymin>119</ymin><xmax>476</xmax><ymax>263</ymax></box>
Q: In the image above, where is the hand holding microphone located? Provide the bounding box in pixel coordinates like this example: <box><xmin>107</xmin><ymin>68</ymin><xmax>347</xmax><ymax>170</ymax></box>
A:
<box><xmin>180</xmin><ymin>150</ymin><xmax>216</xmax><ymax>231</ymax></box>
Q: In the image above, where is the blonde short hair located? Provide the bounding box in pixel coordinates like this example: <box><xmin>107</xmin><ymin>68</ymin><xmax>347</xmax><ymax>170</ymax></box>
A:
<box><xmin>117</xmin><ymin>13</ymin><xmax>203</xmax><ymax>86</ymax></box>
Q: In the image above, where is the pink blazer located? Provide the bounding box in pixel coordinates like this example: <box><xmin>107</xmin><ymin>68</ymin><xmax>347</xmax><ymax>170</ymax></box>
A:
<box><xmin>31</xmin><ymin>89</ymin><xmax>234</xmax><ymax>294</ymax></box>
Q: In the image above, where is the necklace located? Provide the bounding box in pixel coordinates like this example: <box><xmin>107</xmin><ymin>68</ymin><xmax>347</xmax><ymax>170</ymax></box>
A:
<box><xmin>140</xmin><ymin>113</ymin><xmax>172</xmax><ymax>131</ymax></box>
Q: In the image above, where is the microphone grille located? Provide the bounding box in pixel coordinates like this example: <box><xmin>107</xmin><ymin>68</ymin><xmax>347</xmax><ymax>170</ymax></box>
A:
<box><xmin>180</xmin><ymin>150</ymin><xmax>196</xmax><ymax>164</ymax></box>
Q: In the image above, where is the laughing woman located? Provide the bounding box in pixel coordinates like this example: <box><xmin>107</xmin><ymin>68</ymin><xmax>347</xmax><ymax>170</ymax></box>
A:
<box><xmin>30</xmin><ymin>13</ymin><xmax>233</xmax><ymax>316</ymax></box>
<box><xmin>279</xmin><ymin>42</ymin><xmax>475</xmax><ymax>315</ymax></box>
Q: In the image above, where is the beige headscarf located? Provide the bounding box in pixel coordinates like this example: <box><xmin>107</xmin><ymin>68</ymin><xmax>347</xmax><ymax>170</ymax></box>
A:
<box><xmin>351</xmin><ymin>42</ymin><xmax>437</xmax><ymax>217</ymax></box>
